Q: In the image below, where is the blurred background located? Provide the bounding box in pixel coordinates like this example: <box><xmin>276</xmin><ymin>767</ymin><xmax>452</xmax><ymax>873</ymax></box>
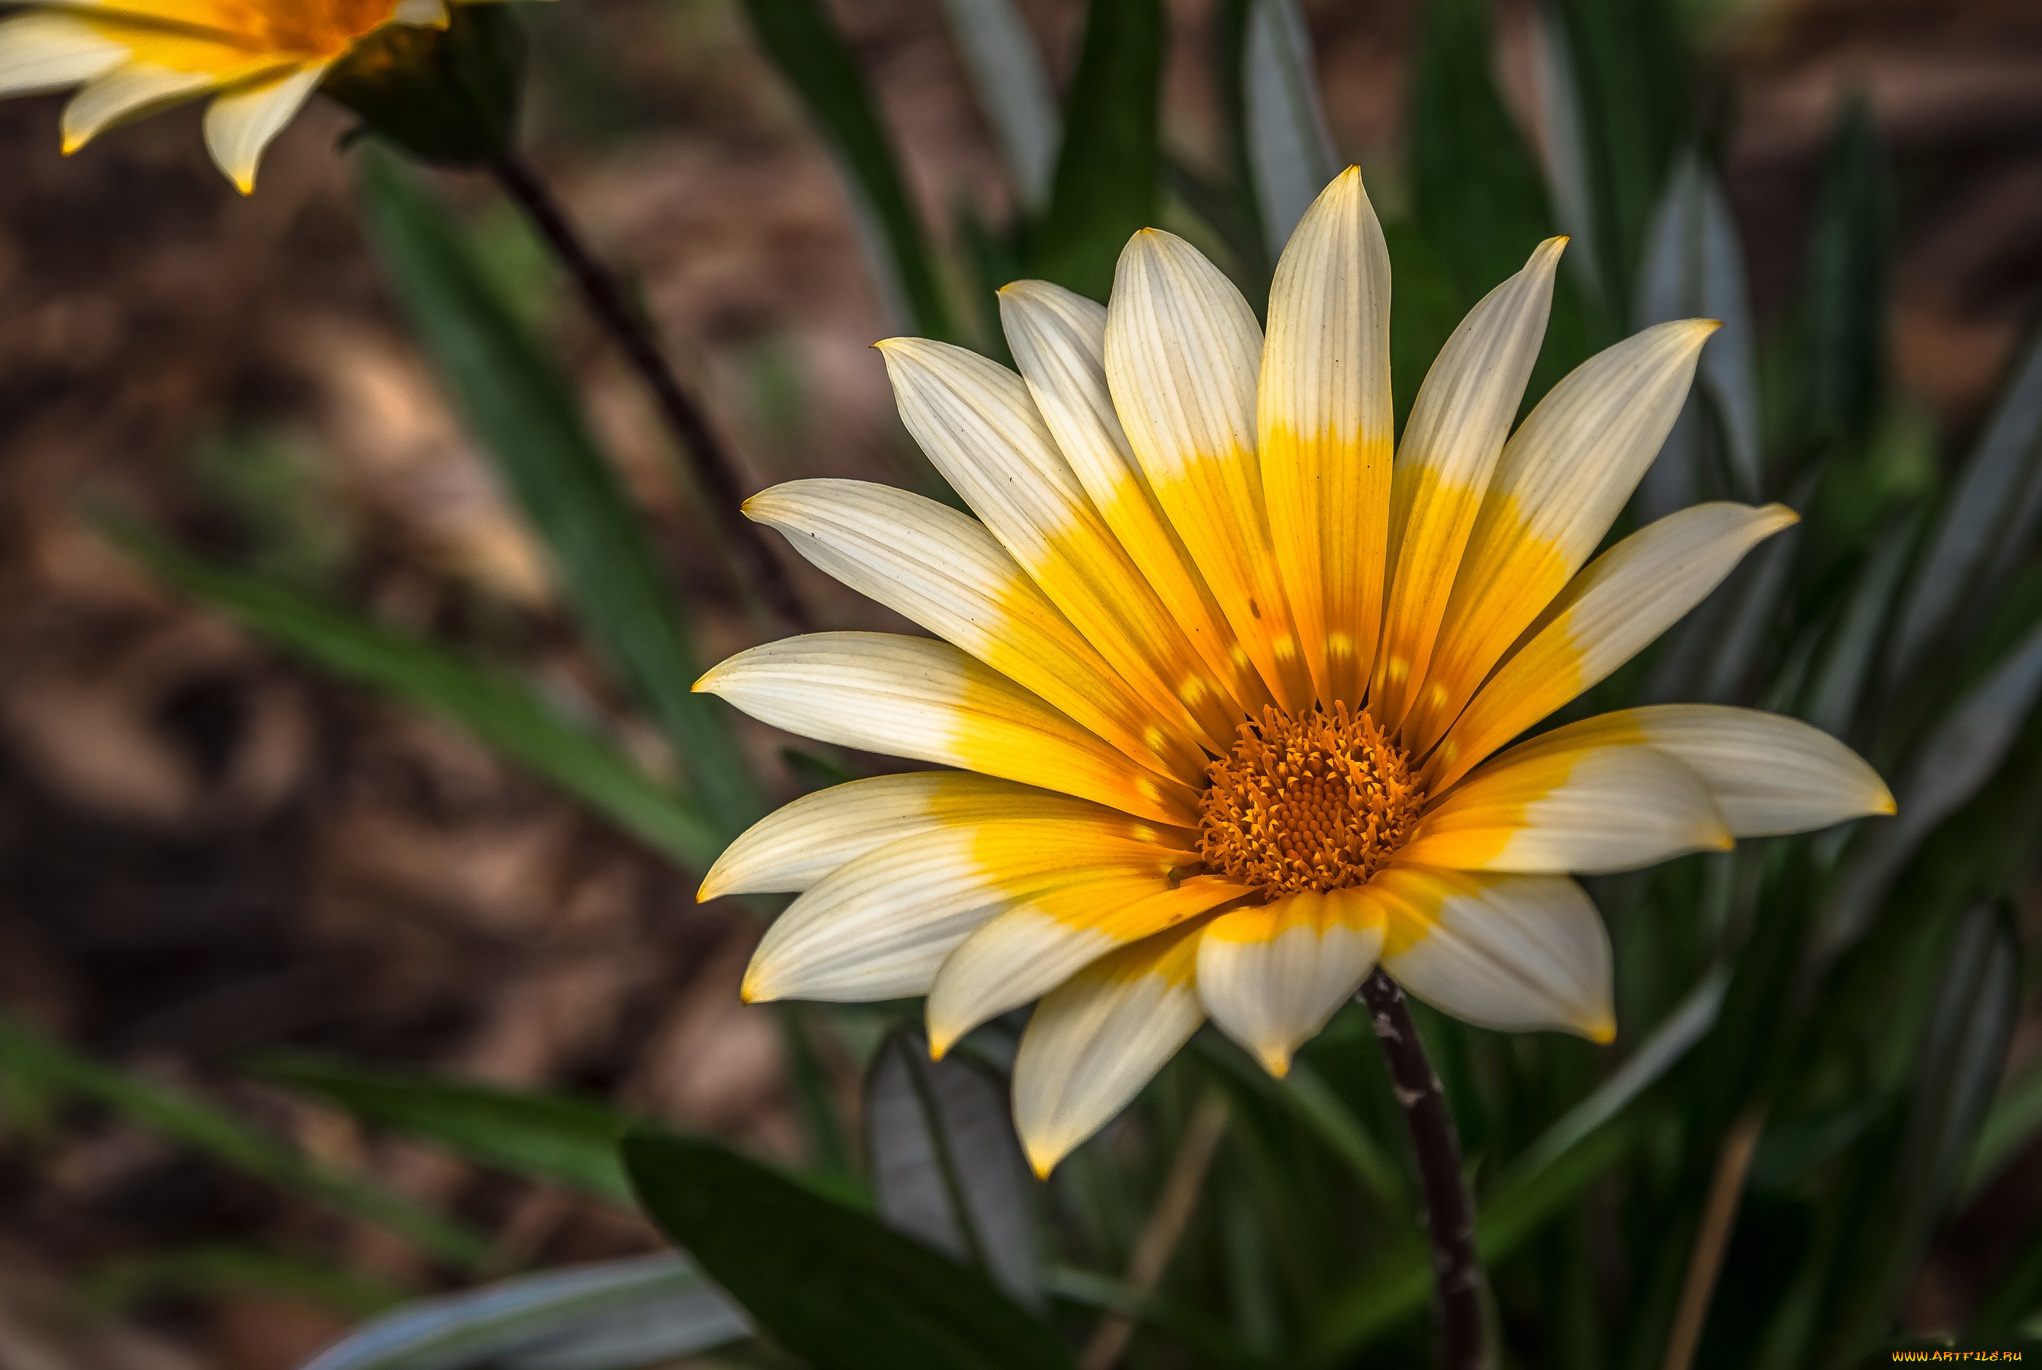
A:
<box><xmin>2</xmin><ymin>0</ymin><xmax>2041</xmax><ymax>1366</ymax></box>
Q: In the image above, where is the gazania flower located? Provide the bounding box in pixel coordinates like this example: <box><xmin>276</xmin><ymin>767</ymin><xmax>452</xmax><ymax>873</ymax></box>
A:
<box><xmin>0</xmin><ymin>0</ymin><xmax>510</xmax><ymax>193</ymax></box>
<box><xmin>698</xmin><ymin>170</ymin><xmax>1893</xmax><ymax>1176</ymax></box>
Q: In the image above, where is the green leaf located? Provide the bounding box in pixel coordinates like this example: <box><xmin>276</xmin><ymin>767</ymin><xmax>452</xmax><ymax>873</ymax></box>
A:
<box><xmin>1029</xmin><ymin>0</ymin><xmax>1166</xmax><ymax>302</ymax></box>
<box><xmin>301</xmin><ymin>1254</ymin><xmax>750</xmax><ymax>1370</ymax></box>
<box><xmin>1796</xmin><ymin>96</ymin><xmax>1891</xmax><ymax>452</ymax></box>
<box><xmin>355</xmin><ymin>150</ymin><xmax>761</xmax><ymax>834</ymax></box>
<box><xmin>1304</xmin><ymin>1118</ymin><xmax>1636</xmax><ymax>1359</ymax></box>
<box><xmin>1241</xmin><ymin>0</ymin><xmax>1338</xmax><ymax>252</ymax></box>
<box><xmin>934</xmin><ymin>0</ymin><xmax>1059</xmax><ymax>210</ymax></box>
<box><xmin>737</xmin><ymin>0</ymin><xmax>955</xmax><ymax>338</ymax></box>
<box><xmin>99</xmin><ymin>514</ymin><xmax>723</xmax><ymax>873</ymax></box>
<box><xmin>80</xmin><ymin>1246</ymin><xmax>406</xmax><ymax>1321</ymax></box>
<box><xmin>0</xmin><ymin>1019</ymin><xmax>489</xmax><ymax>1269</ymax></box>
<box><xmin>622</xmin><ymin>1129</ymin><xmax>1077</xmax><ymax>1370</ymax></box>
<box><xmin>253</xmin><ymin>1052</ymin><xmax>637</xmax><ymax>1206</ymax></box>
<box><xmin>1963</xmin><ymin>1057</ymin><xmax>2042</xmax><ymax>1200</ymax></box>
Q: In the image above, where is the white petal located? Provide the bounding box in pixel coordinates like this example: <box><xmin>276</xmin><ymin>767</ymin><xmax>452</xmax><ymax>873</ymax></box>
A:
<box><xmin>1012</xmin><ymin>918</ymin><xmax>1210</xmax><ymax>1176</ymax></box>
<box><xmin>203</xmin><ymin>61</ymin><xmax>325</xmax><ymax>194</ymax></box>
<box><xmin>926</xmin><ymin>875</ymin><xmax>1247</xmax><ymax>1055</ymax></box>
<box><xmin>695</xmin><ymin>632</ymin><xmax>1200</xmax><ymax>825</ymax></box>
<box><xmin>1373</xmin><ymin>238</ymin><xmax>1566</xmax><ymax>727</ymax></box>
<box><xmin>63</xmin><ymin>60</ymin><xmax>222</xmax><ymax>150</ymax></box>
<box><xmin>1403</xmin><ymin>737</ymin><xmax>1732</xmax><ymax>875</ymax></box>
<box><xmin>699</xmin><ymin>772</ymin><xmax>1121</xmax><ymax>900</ymax></box>
<box><xmin>742</xmin><ymin>818</ymin><xmax>1195</xmax><ymax>1003</ymax></box>
<box><xmin>1375</xmin><ymin>866</ymin><xmax>1614</xmax><ymax>1042</ymax></box>
<box><xmin>1428</xmin><ymin>502</ymin><xmax>1800</xmax><ymax>792</ymax></box>
<box><xmin>745</xmin><ymin>479</ymin><xmax>1203</xmax><ymax>782</ymax></box>
<box><xmin>0</xmin><ymin>12</ymin><xmax>126</xmax><ymax>98</ymax></box>
<box><xmin>1195</xmin><ymin>887</ymin><xmax>1386</xmax><ymax>1076</ymax></box>
<box><xmin>1532</xmin><ymin>705</ymin><xmax>1897</xmax><ymax>838</ymax></box>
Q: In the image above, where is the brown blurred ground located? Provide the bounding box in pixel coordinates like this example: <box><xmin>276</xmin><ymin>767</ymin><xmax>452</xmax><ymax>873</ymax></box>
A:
<box><xmin>0</xmin><ymin>0</ymin><xmax>2039</xmax><ymax>1365</ymax></box>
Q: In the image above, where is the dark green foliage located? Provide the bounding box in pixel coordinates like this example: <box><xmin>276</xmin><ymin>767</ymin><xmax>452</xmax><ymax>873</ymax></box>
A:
<box><xmin>324</xmin><ymin>3</ymin><xmax>526</xmax><ymax>169</ymax></box>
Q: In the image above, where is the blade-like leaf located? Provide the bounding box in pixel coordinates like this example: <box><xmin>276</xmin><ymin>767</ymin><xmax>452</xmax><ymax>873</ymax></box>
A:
<box><xmin>935</xmin><ymin>0</ymin><xmax>1059</xmax><ymax>210</ymax></box>
<box><xmin>357</xmin><ymin>151</ymin><xmax>762</xmax><ymax>835</ymax></box>
<box><xmin>299</xmin><ymin>1254</ymin><xmax>750</xmax><ymax>1370</ymax></box>
<box><xmin>100</xmin><ymin>514</ymin><xmax>723</xmax><ymax>873</ymax></box>
<box><xmin>1963</xmin><ymin>1059</ymin><xmax>2042</xmax><ymax>1200</ymax></box>
<box><xmin>1242</xmin><ymin>0</ymin><xmax>1337</xmax><ymax>253</ymax></box>
<box><xmin>0</xmin><ymin>1019</ymin><xmax>488</xmax><ymax>1269</ymax></box>
<box><xmin>737</xmin><ymin>0</ymin><xmax>954</xmax><ymax>338</ymax></box>
<box><xmin>1799</xmin><ymin>518</ymin><xmax>1914</xmax><ymax>737</ymax></box>
<box><xmin>255</xmin><ymin>1053</ymin><xmax>636</xmax><ymax>1206</ymax></box>
<box><xmin>1822</xmin><ymin>614</ymin><xmax>2042</xmax><ymax>958</ymax></box>
<box><xmin>1029</xmin><ymin>0</ymin><xmax>1165</xmax><ymax>302</ymax></box>
<box><xmin>865</xmin><ymin>1031</ymin><xmax>1042</xmax><ymax>1308</ymax></box>
<box><xmin>1888</xmin><ymin>323</ymin><xmax>2042</xmax><ymax>683</ymax></box>
<box><xmin>1634</xmin><ymin>152</ymin><xmax>1763</xmax><ymax>512</ymax></box>
<box><xmin>623</xmin><ymin>1129</ymin><xmax>1077</xmax><ymax>1370</ymax></box>
<box><xmin>1797</xmin><ymin>96</ymin><xmax>1891</xmax><ymax>450</ymax></box>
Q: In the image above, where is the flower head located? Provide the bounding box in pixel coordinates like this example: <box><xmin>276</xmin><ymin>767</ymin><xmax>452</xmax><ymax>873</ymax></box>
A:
<box><xmin>0</xmin><ymin>0</ymin><xmax>514</xmax><ymax>192</ymax></box>
<box><xmin>698</xmin><ymin>169</ymin><xmax>1895</xmax><ymax>1177</ymax></box>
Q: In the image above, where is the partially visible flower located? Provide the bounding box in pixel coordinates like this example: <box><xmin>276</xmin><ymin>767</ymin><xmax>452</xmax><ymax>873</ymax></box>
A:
<box><xmin>0</xmin><ymin>0</ymin><xmax>522</xmax><ymax>192</ymax></box>
<box><xmin>697</xmin><ymin>169</ymin><xmax>1896</xmax><ymax>1177</ymax></box>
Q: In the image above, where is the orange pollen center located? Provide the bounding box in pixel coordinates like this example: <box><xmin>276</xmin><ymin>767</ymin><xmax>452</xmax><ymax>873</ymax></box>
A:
<box><xmin>1197</xmin><ymin>704</ymin><xmax>1425</xmax><ymax>898</ymax></box>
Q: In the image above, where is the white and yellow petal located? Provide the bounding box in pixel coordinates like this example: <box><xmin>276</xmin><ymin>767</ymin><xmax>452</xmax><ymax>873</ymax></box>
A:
<box><xmin>699</xmin><ymin>772</ymin><xmax>1134</xmax><ymax>901</ymax></box>
<box><xmin>878</xmin><ymin>338</ymin><xmax>1243</xmax><ymax>753</ymax></box>
<box><xmin>1196</xmin><ymin>886</ymin><xmax>1387</xmax><ymax>1076</ymax></box>
<box><xmin>1427</xmin><ymin>501</ymin><xmax>1800</xmax><ymax>792</ymax></box>
<box><xmin>0</xmin><ymin>11</ymin><xmax>126</xmax><ymax>97</ymax></box>
<box><xmin>1012</xmin><ymin>916</ymin><xmax>1212</xmax><ymax>1177</ymax></box>
<box><xmin>1401</xmin><ymin>730</ymin><xmax>1732</xmax><ymax>874</ymax></box>
<box><xmin>742</xmin><ymin>817</ymin><xmax>1196</xmax><ymax>1004</ymax></box>
<box><xmin>1404</xmin><ymin>319</ymin><xmax>1719</xmax><ymax>752</ymax></box>
<box><xmin>998</xmin><ymin>279</ymin><xmax>1269</xmax><ymax>716</ymax></box>
<box><xmin>1521</xmin><ymin>705</ymin><xmax>1896</xmax><ymax>837</ymax></box>
<box><xmin>1105</xmin><ymin>229</ymin><xmax>1313</xmax><ymax>710</ymax></box>
<box><xmin>926</xmin><ymin>874</ymin><xmax>1248</xmax><ymax>1055</ymax></box>
<box><xmin>746</xmin><ymin>478</ymin><xmax>1206</xmax><ymax>784</ymax></box>
<box><xmin>203</xmin><ymin>60</ymin><xmax>328</xmax><ymax>194</ymax></box>
<box><xmin>1372</xmin><ymin>238</ymin><xmax>1566</xmax><ymax>727</ymax></box>
<box><xmin>695</xmin><ymin>632</ymin><xmax>1201</xmax><ymax>826</ymax></box>
<box><xmin>1374</xmin><ymin>865</ymin><xmax>1615</xmax><ymax>1042</ymax></box>
<box><xmin>1259</xmin><ymin>168</ymin><xmax>1395</xmax><ymax>706</ymax></box>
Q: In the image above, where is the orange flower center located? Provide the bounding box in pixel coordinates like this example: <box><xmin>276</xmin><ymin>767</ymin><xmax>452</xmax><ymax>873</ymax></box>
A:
<box><xmin>1197</xmin><ymin>704</ymin><xmax>1425</xmax><ymax>897</ymax></box>
<box><xmin>210</xmin><ymin>0</ymin><xmax>406</xmax><ymax>56</ymax></box>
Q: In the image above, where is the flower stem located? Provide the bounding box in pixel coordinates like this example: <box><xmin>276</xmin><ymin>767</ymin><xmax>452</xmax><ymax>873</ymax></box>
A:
<box><xmin>1357</xmin><ymin>969</ymin><xmax>1486</xmax><ymax>1370</ymax></box>
<box><xmin>487</xmin><ymin>151</ymin><xmax>809</xmax><ymax>629</ymax></box>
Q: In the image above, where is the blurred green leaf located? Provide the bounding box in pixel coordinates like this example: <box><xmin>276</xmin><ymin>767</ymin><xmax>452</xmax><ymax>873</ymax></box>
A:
<box><xmin>866</xmin><ymin>1030</ymin><xmax>1041</xmax><ymax>1308</ymax></box>
<box><xmin>254</xmin><ymin>1053</ymin><xmax>636</xmax><ymax>1206</ymax></box>
<box><xmin>1029</xmin><ymin>0</ymin><xmax>1166</xmax><ymax>302</ymax></box>
<box><xmin>100</xmin><ymin>514</ymin><xmax>724</xmax><ymax>874</ymax></box>
<box><xmin>739</xmin><ymin>0</ymin><xmax>955</xmax><ymax>338</ymax></box>
<box><xmin>300</xmin><ymin>1254</ymin><xmax>750</xmax><ymax>1370</ymax></box>
<box><xmin>1382</xmin><ymin>221</ymin><xmax>1461</xmax><ymax>437</ymax></box>
<box><xmin>1796</xmin><ymin>96</ymin><xmax>1891</xmax><ymax>453</ymax></box>
<box><xmin>1799</xmin><ymin>517</ymin><xmax>1914</xmax><ymax>738</ymax></box>
<box><xmin>0</xmin><ymin>1019</ymin><xmax>489</xmax><ymax>1270</ymax></box>
<box><xmin>80</xmin><ymin>1246</ymin><xmax>405</xmax><ymax>1321</ymax></box>
<box><xmin>1888</xmin><ymin>321</ymin><xmax>2042</xmax><ymax>685</ymax></box>
<box><xmin>1241</xmin><ymin>0</ymin><xmax>1337</xmax><ymax>253</ymax></box>
<box><xmin>1963</xmin><ymin>1059</ymin><xmax>2042</xmax><ymax>1200</ymax></box>
<box><xmin>935</xmin><ymin>0</ymin><xmax>1059</xmax><ymax>210</ymax></box>
<box><xmin>356</xmin><ymin>149</ymin><xmax>762</xmax><ymax>834</ymax></box>
<box><xmin>1196</xmin><ymin>1033</ymin><xmax>1407</xmax><ymax>1215</ymax></box>
<box><xmin>623</xmin><ymin>1129</ymin><xmax>1077</xmax><ymax>1369</ymax></box>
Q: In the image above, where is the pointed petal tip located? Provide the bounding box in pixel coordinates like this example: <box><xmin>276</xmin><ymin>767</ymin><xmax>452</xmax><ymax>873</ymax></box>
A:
<box><xmin>1259</xmin><ymin>1049</ymin><xmax>1293</xmax><ymax>1078</ymax></box>
<box><xmin>1586</xmin><ymin>1016</ymin><xmax>1616</xmax><ymax>1045</ymax></box>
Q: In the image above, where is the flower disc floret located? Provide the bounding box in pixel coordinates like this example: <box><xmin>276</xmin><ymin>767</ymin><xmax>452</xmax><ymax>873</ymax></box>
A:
<box><xmin>1197</xmin><ymin>704</ymin><xmax>1425</xmax><ymax>897</ymax></box>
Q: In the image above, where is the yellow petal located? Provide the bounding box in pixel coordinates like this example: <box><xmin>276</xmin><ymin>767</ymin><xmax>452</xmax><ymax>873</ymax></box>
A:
<box><xmin>1105</xmin><ymin>229</ymin><xmax>1313</xmax><ymax>711</ymax></box>
<box><xmin>1373</xmin><ymin>865</ymin><xmax>1614</xmax><ymax>1042</ymax></box>
<box><xmin>1259</xmin><ymin>167</ymin><xmax>1394</xmax><ymax>707</ymax></box>
<box><xmin>1426</xmin><ymin>502</ymin><xmax>1800</xmax><ymax>792</ymax></box>
<box><xmin>1012</xmin><ymin>916</ymin><xmax>1212</xmax><ymax>1176</ymax></box>
<box><xmin>742</xmin><ymin>817</ymin><xmax>1196</xmax><ymax>1003</ymax></box>
<box><xmin>746</xmin><ymin>479</ymin><xmax>1206</xmax><ymax>784</ymax></box>
<box><xmin>1404</xmin><ymin>319</ymin><xmax>1719</xmax><ymax>752</ymax></box>
<box><xmin>1403</xmin><ymin>730</ymin><xmax>1732</xmax><ymax>874</ymax></box>
<box><xmin>998</xmin><ymin>279</ymin><xmax>1268</xmax><ymax>718</ymax></box>
<box><xmin>695</xmin><ymin>632</ymin><xmax>1201</xmax><ymax>825</ymax></box>
<box><xmin>1372</xmin><ymin>237</ymin><xmax>1566</xmax><ymax>728</ymax></box>
<box><xmin>926</xmin><ymin>874</ymin><xmax>1247</xmax><ymax>1055</ymax></box>
<box><xmin>878</xmin><ymin>338</ymin><xmax>1242</xmax><ymax>754</ymax></box>
<box><xmin>1520</xmin><ymin>705</ymin><xmax>1896</xmax><ymax>837</ymax></box>
<box><xmin>699</xmin><ymin>772</ymin><xmax>1133</xmax><ymax>901</ymax></box>
<box><xmin>1195</xmin><ymin>886</ymin><xmax>1386</xmax><ymax>1076</ymax></box>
